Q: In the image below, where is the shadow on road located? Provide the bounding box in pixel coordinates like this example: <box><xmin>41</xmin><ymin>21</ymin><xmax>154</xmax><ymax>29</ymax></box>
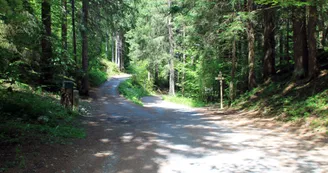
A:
<box><xmin>79</xmin><ymin>76</ymin><xmax>328</xmax><ymax>173</ymax></box>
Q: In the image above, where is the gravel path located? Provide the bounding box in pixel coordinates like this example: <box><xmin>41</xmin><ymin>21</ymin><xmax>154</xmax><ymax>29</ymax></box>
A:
<box><xmin>66</xmin><ymin>75</ymin><xmax>328</xmax><ymax>173</ymax></box>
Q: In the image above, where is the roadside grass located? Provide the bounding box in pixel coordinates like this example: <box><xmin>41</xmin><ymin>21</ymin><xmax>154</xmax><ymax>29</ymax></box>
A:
<box><xmin>233</xmin><ymin>70</ymin><xmax>328</xmax><ymax>133</ymax></box>
<box><xmin>0</xmin><ymin>83</ymin><xmax>86</xmax><ymax>145</ymax></box>
<box><xmin>89</xmin><ymin>59</ymin><xmax>120</xmax><ymax>86</ymax></box>
<box><xmin>162</xmin><ymin>95</ymin><xmax>206</xmax><ymax>107</ymax></box>
<box><xmin>118</xmin><ymin>77</ymin><xmax>150</xmax><ymax>106</ymax></box>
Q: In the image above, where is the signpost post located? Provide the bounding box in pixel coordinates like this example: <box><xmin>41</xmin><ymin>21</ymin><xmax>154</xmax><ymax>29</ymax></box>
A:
<box><xmin>215</xmin><ymin>72</ymin><xmax>225</xmax><ymax>109</ymax></box>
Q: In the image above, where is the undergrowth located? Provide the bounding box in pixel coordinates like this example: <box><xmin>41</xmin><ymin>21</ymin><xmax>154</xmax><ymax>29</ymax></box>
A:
<box><xmin>162</xmin><ymin>94</ymin><xmax>206</xmax><ymax>107</ymax></box>
<box><xmin>118</xmin><ymin>76</ymin><xmax>150</xmax><ymax>106</ymax></box>
<box><xmin>233</xmin><ymin>71</ymin><xmax>328</xmax><ymax>133</ymax></box>
<box><xmin>89</xmin><ymin>59</ymin><xmax>120</xmax><ymax>86</ymax></box>
<box><xmin>0</xmin><ymin>83</ymin><xmax>85</xmax><ymax>145</ymax></box>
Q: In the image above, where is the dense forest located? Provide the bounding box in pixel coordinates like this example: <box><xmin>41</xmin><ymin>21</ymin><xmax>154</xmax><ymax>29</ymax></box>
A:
<box><xmin>0</xmin><ymin>0</ymin><xmax>327</xmax><ymax>95</ymax></box>
<box><xmin>1</xmin><ymin>0</ymin><xmax>328</xmax><ymax>171</ymax></box>
<box><xmin>1</xmin><ymin>0</ymin><xmax>328</xmax><ymax>136</ymax></box>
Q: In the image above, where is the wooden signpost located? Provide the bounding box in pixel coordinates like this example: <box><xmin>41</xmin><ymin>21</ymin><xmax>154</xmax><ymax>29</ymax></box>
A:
<box><xmin>61</xmin><ymin>81</ymin><xmax>79</xmax><ymax>110</ymax></box>
<box><xmin>215</xmin><ymin>72</ymin><xmax>225</xmax><ymax>109</ymax></box>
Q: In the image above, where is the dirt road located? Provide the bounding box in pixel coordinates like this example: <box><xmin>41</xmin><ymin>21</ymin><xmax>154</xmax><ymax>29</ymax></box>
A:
<box><xmin>61</xmin><ymin>75</ymin><xmax>328</xmax><ymax>173</ymax></box>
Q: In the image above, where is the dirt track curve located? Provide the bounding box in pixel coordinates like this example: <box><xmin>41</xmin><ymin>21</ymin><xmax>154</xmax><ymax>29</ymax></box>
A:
<box><xmin>56</xmin><ymin>75</ymin><xmax>328</xmax><ymax>173</ymax></box>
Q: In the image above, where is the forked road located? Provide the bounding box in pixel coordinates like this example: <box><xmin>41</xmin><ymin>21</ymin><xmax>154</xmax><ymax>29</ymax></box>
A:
<box><xmin>72</xmin><ymin>75</ymin><xmax>328</xmax><ymax>173</ymax></box>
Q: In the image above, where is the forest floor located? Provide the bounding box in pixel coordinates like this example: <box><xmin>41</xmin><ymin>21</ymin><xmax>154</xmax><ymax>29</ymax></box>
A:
<box><xmin>2</xmin><ymin>75</ymin><xmax>328</xmax><ymax>173</ymax></box>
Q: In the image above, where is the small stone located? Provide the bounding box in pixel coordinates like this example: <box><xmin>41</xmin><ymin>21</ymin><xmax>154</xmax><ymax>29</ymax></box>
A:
<box><xmin>37</xmin><ymin>116</ymin><xmax>49</xmax><ymax>124</ymax></box>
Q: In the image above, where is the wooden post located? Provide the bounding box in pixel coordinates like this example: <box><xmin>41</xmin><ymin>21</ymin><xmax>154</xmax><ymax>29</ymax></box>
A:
<box><xmin>215</xmin><ymin>72</ymin><xmax>225</xmax><ymax>109</ymax></box>
<box><xmin>61</xmin><ymin>81</ymin><xmax>74</xmax><ymax>108</ymax></box>
<box><xmin>73</xmin><ymin>90</ymin><xmax>79</xmax><ymax>110</ymax></box>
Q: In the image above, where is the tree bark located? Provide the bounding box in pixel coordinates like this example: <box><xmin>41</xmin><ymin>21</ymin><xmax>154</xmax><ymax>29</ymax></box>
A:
<box><xmin>286</xmin><ymin>16</ymin><xmax>290</xmax><ymax>63</ymax></box>
<box><xmin>263</xmin><ymin>7</ymin><xmax>275</xmax><ymax>80</ymax></box>
<box><xmin>307</xmin><ymin>4</ymin><xmax>318</xmax><ymax>79</ymax></box>
<box><xmin>182</xmin><ymin>25</ymin><xmax>186</xmax><ymax>96</ymax></box>
<box><xmin>120</xmin><ymin>32</ymin><xmax>125</xmax><ymax>70</ymax></box>
<box><xmin>230</xmin><ymin>37</ymin><xmax>237</xmax><ymax>103</ymax></box>
<box><xmin>112</xmin><ymin>32</ymin><xmax>115</xmax><ymax>63</ymax></box>
<box><xmin>168</xmin><ymin>0</ymin><xmax>175</xmax><ymax>96</ymax></box>
<box><xmin>279</xmin><ymin>29</ymin><xmax>284</xmax><ymax>65</ymax></box>
<box><xmin>292</xmin><ymin>6</ymin><xmax>308</xmax><ymax>79</ymax></box>
<box><xmin>246</xmin><ymin>0</ymin><xmax>256</xmax><ymax>90</ymax></box>
<box><xmin>72</xmin><ymin>0</ymin><xmax>77</xmax><ymax>63</ymax></box>
<box><xmin>105</xmin><ymin>32</ymin><xmax>109</xmax><ymax>59</ymax></box>
<box><xmin>116</xmin><ymin>33</ymin><xmax>120</xmax><ymax>69</ymax></box>
<box><xmin>81</xmin><ymin>0</ymin><xmax>89</xmax><ymax>95</ymax></box>
<box><xmin>41</xmin><ymin>0</ymin><xmax>53</xmax><ymax>85</ymax></box>
<box><xmin>62</xmin><ymin>0</ymin><xmax>68</xmax><ymax>60</ymax></box>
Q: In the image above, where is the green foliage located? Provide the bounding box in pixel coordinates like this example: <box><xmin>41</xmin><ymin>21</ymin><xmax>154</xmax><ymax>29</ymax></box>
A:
<box><xmin>118</xmin><ymin>78</ymin><xmax>150</xmax><ymax>106</ymax></box>
<box><xmin>0</xmin><ymin>87</ymin><xmax>85</xmax><ymax>144</ymax></box>
<box><xmin>163</xmin><ymin>94</ymin><xmax>206</xmax><ymax>107</ymax></box>
<box><xmin>233</xmin><ymin>74</ymin><xmax>328</xmax><ymax>132</ymax></box>
<box><xmin>89</xmin><ymin>59</ymin><xmax>120</xmax><ymax>86</ymax></box>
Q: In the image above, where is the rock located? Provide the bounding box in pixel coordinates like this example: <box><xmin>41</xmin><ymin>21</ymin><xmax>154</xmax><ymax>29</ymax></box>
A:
<box><xmin>37</xmin><ymin>116</ymin><xmax>49</xmax><ymax>124</ymax></box>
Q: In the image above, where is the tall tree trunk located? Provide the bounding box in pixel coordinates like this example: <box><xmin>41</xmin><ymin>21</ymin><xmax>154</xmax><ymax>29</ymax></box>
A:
<box><xmin>120</xmin><ymin>32</ymin><xmax>125</xmax><ymax>70</ymax></box>
<box><xmin>230</xmin><ymin>37</ymin><xmax>237</xmax><ymax>104</ymax></box>
<box><xmin>292</xmin><ymin>6</ymin><xmax>308</xmax><ymax>79</ymax></box>
<box><xmin>71</xmin><ymin>0</ymin><xmax>77</xmax><ymax>63</ymax></box>
<box><xmin>41</xmin><ymin>0</ymin><xmax>53</xmax><ymax>85</ymax></box>
<box><xmin>307</xmin><ymin>4</ymin><xmax>318</xmax><ymax>79</ymax></box>
<box><xmin>105</xmin><ymin>32</ymin><xmax>109</xmax><ymax>59</ymax></box>
<box><xmin>246</xmin><ymin>0</ymin><xmax>256</xmax><ymax>90</ymax></box>
<box><xmin>168</xmin><ymin>0</ymin><xmax>175</xmax><ymax>96</ymax></box>
<box><xmin>182</xmin><ymin>25</ymin><xmax>186</xmax><ymax>96</ymax></box>
<box><xmin>286</xmin><ymin>16</ymin><xmax>290</xmax><ymax>63</ymax></box>
<box><xmin>263</xmin><ymin>7</ymin><xmax>275</xmax><ymax>80</ymax></box>
<box><xmin>279</xmin><ymin>29</ymin><xmax>284</xmax><ymax>65</ymax></box>
<box><xmin>112</xmin><ymin>33</ymin><xmax>115</xmax><ymax>63</ymax></box>
<box><xmin>115</xmin><ymin>33</ymin><xmax>118</xmax><ymax>66</ymax></box>
<box><xmin>116</xmin><ymin>33</ymin><xmax>120</xmax><ymax>69</ymax></box>
<box><xmin>62</xmin><ymin>0</ymin><xmax>68</xmax><ymax>61</ymax></box>
<box><xmin>81</xmin><ymin>0</ymin><xmax>89</xmax><ymax>95</ymax></box>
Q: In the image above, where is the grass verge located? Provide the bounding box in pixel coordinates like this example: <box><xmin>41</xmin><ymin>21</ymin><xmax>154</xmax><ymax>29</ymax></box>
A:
<box><xmin>0</xmin><ymin>86</ymin><xmax>85</xmax><ymax>145</ymax></box>
<box><xmin>233</xmin><ymin>70</ymin><xmax>328</xmax><ymax>133</ymax></box>
<box><xmin>162</xmin><ymin>95</ymin><xmax>206</xmax><ymax>107</ymax></box>
<box><xmin>89</xmin><ymin>59</ymin><xmax>120</xmax><ymax>87</ymax></box>
<box><xmin>118</xmin><ymin>77</ymin><xmax>150</xmax><ymax>106</ymax></box>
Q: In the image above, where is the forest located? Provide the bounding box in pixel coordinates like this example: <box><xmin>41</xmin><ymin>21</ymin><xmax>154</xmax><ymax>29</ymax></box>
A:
<box><xmin>0</xmin><ymin>0</ymin><xmax>328</xmax><ymax>130</ymax></box>
<box><xmin>1</xmin><ymin>0</ymin><xmax>328</xmax><ymax>172</ymax></box>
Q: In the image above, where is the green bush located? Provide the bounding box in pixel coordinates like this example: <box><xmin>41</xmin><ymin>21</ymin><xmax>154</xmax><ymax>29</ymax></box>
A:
<box><xmin>0</xmin><ymin>89</ymin><xmax>85</xmax><ymax>144</ymax></box>
<box><xmin>89</xmin><ymin>68</ymin><xmax>108</xmax><ymax>87</ymax></box>
<box><xmin>89</xmin><ymin>59</ymin><xmax>120</xmax><ymax>86</ymax></box>
<box><xmin>118</xmin><ymin>78</ymin><xmax>150</xmax><ymax>105</ymax></box>
<box><xmin>163</xmin><ymin>94</ymin><xmax>206</xmax><ymax>107</ymax></box>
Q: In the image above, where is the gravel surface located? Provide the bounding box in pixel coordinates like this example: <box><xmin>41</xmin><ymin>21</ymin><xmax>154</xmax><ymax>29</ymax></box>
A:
<box><xmin>63</xmin><ymin>75</ymin><xmax>328</xmax><ymax>173</ymax></box>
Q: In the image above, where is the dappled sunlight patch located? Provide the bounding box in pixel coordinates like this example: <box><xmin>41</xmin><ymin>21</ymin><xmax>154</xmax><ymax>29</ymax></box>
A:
<box><xmin>155</xmin><ymin>148</ymin><xmax>171</xmax><ymax>155</ymax></box>
<box><xmin>183</xmin><ymin>124</ymin><xmax>220</xmax><ymax>130</ymax></box>
<box><xmin>87</xmin><ymin>121</ymin><xmax>99</xmax><ymax>127</ymax></box>
<box><xmin>94</xmin><ymin>151</ymin><xmax>113</xmax><ymax>157</ymax></box>
<box><xmin>142</xmin><ymin>131</ymin><xmax>173</xmax><ymax>138</ymax></box>
<box><xmin>122</xmin><ymin>156</ymin><xmax>136</xmax><ymax>161</ymax></box>
<box><xmin>120</xmin><ymin>132</ymin><xmax>134</xmax><ymax>143</ymax></box>
<box><xmin>143</xmin><ymin>164</ymin><xmax>154</xmax><ymax>170</ymax></box>
<box><xmin>99</xmin><ymin>138</ymin><xmax>110</xmax><ymax>143</ymax></box>
<box><xmin>117</xmin><ymin>169</ymin><xmax>133</xmax><ymax>173</ymax></box>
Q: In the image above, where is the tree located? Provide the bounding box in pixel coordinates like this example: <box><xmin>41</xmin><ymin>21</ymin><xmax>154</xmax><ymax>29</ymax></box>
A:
<box><xmin>168</xmin><ymin>0</ymin><xmax>175</xmax><ymax>96</ymax></box>
<box><xmin>246</xmin><ymin>0</ymin><xmax>257</xmax><ymax>89</ymax></box>
<box><xmin>62</xmin><ymin>0</ymin><xmax>68</xmax><ymax>63</ymax></box>
<box><xmin>41</xmin><ymin>0</ymin><xmax>53</xmax><ymax>86</ymax></box>
<box><xmin>292</xmin><ymin>5</ymin><xmax>308</xmax><ymax>79</ymax></box>
<box><xmin>72</xmin><ymin>0</ymin><xmax>77</xmax><ymax>63</ymax></box>
<box><xmin>263</xmin><ymin>6</ymin><xmax>276</xmax><ymax>80</ymax></box>
<box><xmin>80</xmin><ymin>0</ymin><xmax>89</xmax><ymax>95</ymax></box>
<box><xmin>307</xmin><ymin>1</ymin><xmax>318</xmax><ymax>79</ymax></box>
